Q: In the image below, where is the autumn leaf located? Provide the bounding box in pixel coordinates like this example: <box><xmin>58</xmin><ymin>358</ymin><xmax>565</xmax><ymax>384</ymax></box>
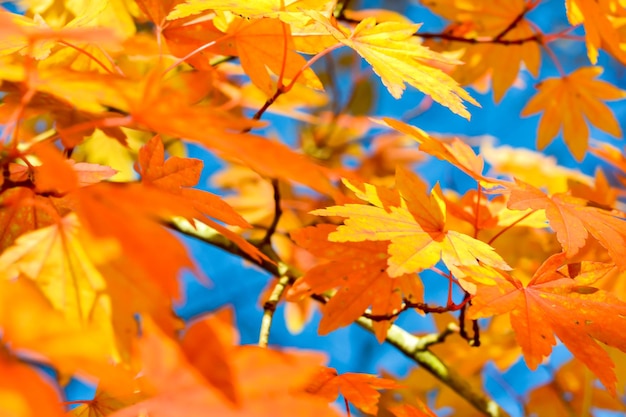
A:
<box><xmin>168</xmin><ymin>0</ymin><xmax>336</xmax><ymax>25</ymax></box>
<box><xmin>304</xmin><ymin>11</ymin><xmax>479</xmax><ymax>118</ymax></box>
<box><xmin>0</xmin><ymin>187</ymin><xmax>61</xmax><ymax>251</ymax></box>
<box><xmin>0</xmin><ymin>214</ymin><xmax>120</xmax><ymax>357</ymax></box>
<box><xmin>288</xmin><ymin>224</ymin><xmax>423</xmax><ymax>341</ymax></box>
<box><xmin>127</xmin><ymin>71</ymin><xmax>337</xmax><ymax>197</ymax></box>
<box><xmin>521</xmin><ymin>66</ymin><xmax>626</xmax><ymax>160</ymax></box>
<box><xmin>164</xmin><ymin>16</ymin><xmax>322</xmax><ymax>96</ymax></box>
<box><xmin>379</xmin><ymin>118</ymin><xmax>502</xmax><ymax>188</ymax></box>
<box><xmin>74</xmin><ymin>183</ymin><xmax>200</xmax><ymax>299</ymax></box>
<box><xmin>565</xmin><ymin>0</ymin><xmax>626</xmax><ymax>64</ymax></box>
<box><xmin>480</xmin><ymin>138</ymin><xmax>593</xmax><ymax>194</ymax></box>
<box><xmin>69</xmin><ymin>386</ymin><xmax>146</xmax><ymax>417</ymax></box>
<box><xmin>505</xmin><ymin>180</ymin><xmax>626</xmax><ymax>269</ymax></box>
<box><xmin>464</xmin><ymin>253</ymin><xmax>626</xmax><ymax>395</ymax></box>
<box><xmin>0</xmin><ymin>277</ymin><xmax>116</xmax><ymax>377</ymax></box>
<box><xmin>0</xmin><ymin>352</ymin><xmax>65</xmax><ymax>417</ymax></box>
<box><xmin>527</xmin><ymin>357</ymin><xmax>626</xmax><ymax>416</ymax></box>
<box><xmin>138</xmin><ymin>135</ymin><xmax>250</xmax><ymax>228</ymax></box>
<box><xmin>109</xmin><ymin>320</ymin><xmax>340</xmax><ymax>417</ymax></box>
<box><xmin>305</xmin><ymin>366</ymin><xmax>402</xmax><ymax>414</ymax></box>
<box><xmin>180</xmin><ymin>313</ymin><xmax>238</xmax><ymax>404</ymax></box>
<box><xmin>312</xmin><ymin>167</ymin><xmax>510</xmax><ymax>277</ymax></box>
<box><xmin>0</xmin><ymin>8</ymin><xmax>119</xmax><ymax>60</ymax></box>
<box><xmin>388</xmin><ymin>403</ymin><xmax>438</xmax><ymax>417</ymax></box>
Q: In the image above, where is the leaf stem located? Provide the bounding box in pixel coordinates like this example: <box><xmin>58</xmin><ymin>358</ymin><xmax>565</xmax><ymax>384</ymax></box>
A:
<box><xmin>487</xmin><ymin>211</ymin><xmax>534</xmax><ymax>245</ymax></box>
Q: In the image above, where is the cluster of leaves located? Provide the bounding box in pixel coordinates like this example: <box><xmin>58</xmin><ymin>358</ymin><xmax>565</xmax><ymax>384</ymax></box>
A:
<box><xmin>0</xmin><ymin>0</ymin><xmax>626</xmax><ymax>416</ymax></box>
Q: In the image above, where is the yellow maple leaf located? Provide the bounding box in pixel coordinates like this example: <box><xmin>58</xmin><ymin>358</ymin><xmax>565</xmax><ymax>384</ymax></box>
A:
<box><xmin>312</xmin><ymin>167</ymin><xmax>510</xmax><ymax>277</ymax></box>
<box><xmin>521</xmin><ymin>66</ymin><xmax>626</xmax><ymax>161</ymax></box>
<box><xmin>565</xmin><ymin>0</ymin><xmax>626</xmax><ymax>64</ymax></box>
<box><xmin>168</xmin><ymin>0</ymin><xmax>335</xmax><ymax>24</ymax></box>
<box><xmin>305</xmin><ymin>12</ymin><xmax>479</xmax><ymax>119</ymax></box>
<box><xmin>0</xmin><ymin>213</ymin><xmax>120</xmax><ymax>360</ymax></box>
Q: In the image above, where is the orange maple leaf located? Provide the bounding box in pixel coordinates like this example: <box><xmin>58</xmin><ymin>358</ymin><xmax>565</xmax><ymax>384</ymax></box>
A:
<box><xmin>108</xmin><ymin>320</ymin><xmax>340</xmax><ymax>417</ymax></box>
<box><xmin>127</xmin><ymin>71</ymin><xmax>336</xmax><ymax>197</ymax></box>
<box><xmin>464</xmin><ymin>253</ymin><xmax>626</xmax><ymax>395</ymax></box>
<box><xmin>521</xmin><ymin>66</ymin><xmax>626</xmax><ymax>161</ymax></box>
<box><xmin>288</xmin><ymin>224</ymin><xmax>423</xmax><ymax>342</ymax></box>
<box><xmin>0</xmin><ymin>353</ymin><xmax>65</xmax><ymax>417</ymax></box>
<box><xmin>305</xmin><ymin>366</ymin><xmax>402</xmax><ymax>415</ymax></box>
<box><xmin>137</xmin><ymin>135</ymin><xmax>270</xmax><ymax>263</ymax></box>
<box><xmin>0</xmin><ymin>277</ymin><xmax>115</xmax><ymax>377</ymax></box>
<box><xmin>506</xmin><ymin>180</ymin><xmax>626</xmax><ymax>269</ymax></box>
<box><xmin>565</xmin><ymin>0</ymin><xmax>626</xmax><ymax>64</ymax></box>
<box><xmin>380</xmin><ymin>118</ymin><xmax>501</xmax><ymax>187</ymax></box>
<box><xmin>312</xmin><ymin>167</ymin><xmax>510</xmax><ymax>277</ymax></box>
<box><xmin>138</xmin><ymin>135</ymin><xmax>250</xmax><ymax>229</ymax></box>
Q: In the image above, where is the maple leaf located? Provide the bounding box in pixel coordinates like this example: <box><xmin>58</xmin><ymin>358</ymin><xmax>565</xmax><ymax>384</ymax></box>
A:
<box><xmin>126</xmin><ymin>71</ymin><xmax>337</xmax><ymax>197</ymax></box>
<box><xmin>521</xmin><ymin>66</ymin><xmax>626</xmax><ymax>161</ymax></box>
<box><xmin>138</xmin><ymin>135</ymin><xmax>250</xmax><ymax>228</ymax></box>
<box><xmin>527</xmin><ymin>357</ymin><xmax>625</xmax><ymax>416</ymax></box>
<box><xmin>288</xmin><ymin>224</ymin><xmax>423</xmax><ymax>342</ymax></box>
<box><xmin>506</xmin><ymin>180</ymin><xmax>626</xmax><ymax>269</ymax></box>
<box><xmin>565</xmin><ymin>0</ymin><xmax>626</xmax><ymax>64</ymax></box>
<box><xmin>0</xmin><ymin>277</ymin><xmax>116</xmax><ymax>377</ymax></box>
<box><xmin>312</xmin><ymin>167</ymin><xmax>510</xmax><ymax>277</ymax></box>
<box><xmin>0</xmin><ymin>353</ymin><xmax>65</xmax><ymax>417</ymax></box>
<box><xmin>305</xmin><ymin>366</ymin><xmax>402</xmax><ymax>414</ymax></box>
<box><xmin>0</xmin><ymin>9</ymin><xmax>119</xmax><ymax>60</ymax></box>
<box><xmin>421</xmin><ymin>0</ymin><xmax>541</xmax><ymax>102</ymax></box>
<box><xmin>109</xmin><ymin>320</ymin><xmax>340</xmax><ymax>417</ymax></box>
<box><xmin>479</xmin><ymin>138</ymin><xmax>593</xmax><ymax>194</ymax></box>
<box><xmin>180</xmin><ymin>314</ymin><xmax>238</xmax><ymax>404</ymax></box>
<box><xmin>0</xmin><ymin>214</ymin><xmax>121</xmax><ymax>358</ymax></box>
<box><xmin>0</xmin><ymin>187</ymin><xmax>61</xmax><ymax>251</ymax></box>
<box><xmin>304</xmin><ymin>12</ymin><xmax>479</xmax><ymax>118</ymax></box>
<box><xmin>163</xmin><ymin>16</ymin><xmax>322</xmax><ymax>96</ymax></box>
<box><xmin>464</xmin><ymin>253</ymin><xmax>626</xmax><ymax>395</ymax></box>
<box><xmin>135</xmin><ymin>0</ymin><xmax>185</xmax><ymax>28</ymax></box>
<box><xmin>74</xmin><ymin>182</ymin><xmax>201</xmax><ymax>299</ymax></box>
<box><xmin>379</xmin><ymin>118</ymin><xmax>502</xmax><ymax>188</ymax></box>
<box><xmin>168</xmin><ymin>0</ymin><xmax>336</xmax><ymax>26</ymax></box>
<box><xmin>388</xmin><ymin>403</ymin><xmax>438</xmax><ymax>417</ymax></box>
<box><xmin>137</xmin><ymin>136</ymin><xmax>270</xmax><ymax>263</ymax></box>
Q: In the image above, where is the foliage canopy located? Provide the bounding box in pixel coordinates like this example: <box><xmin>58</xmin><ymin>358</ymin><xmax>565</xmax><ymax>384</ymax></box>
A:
<box><xmin>1</xmin><ymin>0</ymin><xmax>626</xmax><ymax>416</ymax></box>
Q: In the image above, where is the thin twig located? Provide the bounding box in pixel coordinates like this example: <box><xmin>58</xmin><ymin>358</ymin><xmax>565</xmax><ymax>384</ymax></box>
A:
<box><xmin>261</xmin><ymin>179</ymin><xmax>282</xmax><ymax>246</ymax></box>
<box><xmin>417</xmin><ymin>32</ymin><xmax>541</xmax><ymax>45</ymax></box>
<box><xmin>258</xmin><ymin>273</ymin><xmax>293</xmax><ymax>347</ymax></box>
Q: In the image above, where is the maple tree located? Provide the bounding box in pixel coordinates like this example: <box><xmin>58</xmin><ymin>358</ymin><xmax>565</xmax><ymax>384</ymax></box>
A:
<box><xmin>1</xmin><ymin>0</ymin><xmax>626</xmax><ymax>416</ymax></box>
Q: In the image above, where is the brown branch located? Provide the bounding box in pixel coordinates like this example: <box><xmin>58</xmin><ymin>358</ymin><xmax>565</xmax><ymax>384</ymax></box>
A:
<box><xmin>492</xmin><ymin>3</ymin><xmax>532</xmax><ymax>42</ymax></box>
<box><xmin>261</xmin><ymin>179</ymin><xmax>282</xmax><ymax>246</ymax></box>
<box><xmin>417</xmin><ymin>32</ymin><xmax>541</xmax><ymax>45</ymax></box>
<box><xmin>363</xmin><ymin>297</ymin><xmax>473</xmax><ymax>321</ymax></box>
<box><xmin>169</xmin><ymin>218</ymin><xmax>511</xmax><ymax>417</ymax></box>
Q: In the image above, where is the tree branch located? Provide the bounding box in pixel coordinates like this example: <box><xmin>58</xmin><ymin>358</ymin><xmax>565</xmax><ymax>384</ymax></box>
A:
<box><xmin>258</xmin><ymin>273</ymin><xmax>293</xmax><ymax>347</ymax></box>
<box><xmin>356</xmin><ymin>317</ymin><xmax>510</xmax><ymax>417</ymax></box>
<box><xmin>261</xmin><ymin>178</ymin><xmax>282</xmax><ymax>246</ymax></box>
<box><xmin>168</xmin><ymin>218</ymin><xmax>510</xmax><ymax>417</ymax></box>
